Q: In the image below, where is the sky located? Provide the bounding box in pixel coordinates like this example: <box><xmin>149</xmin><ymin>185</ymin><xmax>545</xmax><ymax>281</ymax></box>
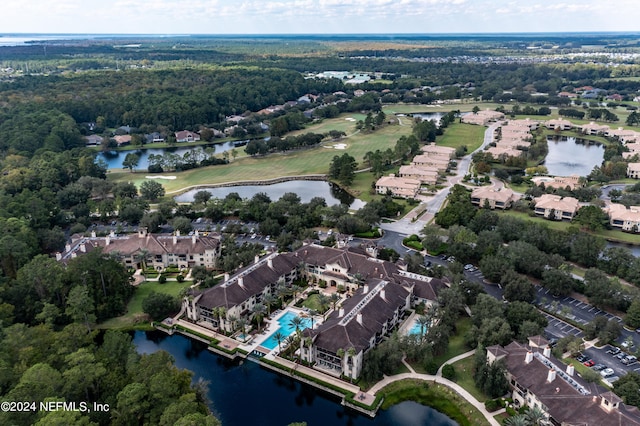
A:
<box><xmin>1</xmin><ymin>0</ymin><xmax>639</xmax><ymax>35</ymax></box>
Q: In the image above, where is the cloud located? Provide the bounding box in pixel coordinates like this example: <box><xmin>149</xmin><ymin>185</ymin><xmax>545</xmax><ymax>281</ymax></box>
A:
<box><xmin>0</xmin><ymin>0</ymin><xmax>637</xmax><ymax>34</ymax></box>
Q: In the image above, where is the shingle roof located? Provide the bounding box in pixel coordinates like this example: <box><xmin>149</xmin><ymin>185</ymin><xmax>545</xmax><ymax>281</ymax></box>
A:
<box><xmin>497</xmin><ymin>341</ymin><xmax>640</xmax><ymax>425</ymax></box>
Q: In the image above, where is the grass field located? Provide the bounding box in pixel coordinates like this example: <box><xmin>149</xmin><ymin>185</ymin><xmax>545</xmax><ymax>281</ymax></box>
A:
<box><xmin>108</xmin><ymin>114</ymin><xmax>410</xmax><ymax>194</ymax></box>
<box><xmin>450</xmin><ymin>356</ymin><xmax>488</xmax><ymax>402</ymax></box>
<box><xmin>498</xmin><ymin>210</ymin><xmax>640</xmax><ymax>244</ymax></box>
<box><xmin>99</xmin><ymin>280</ymin><xmax>191</xmax><ymax>329</ymax></box>
<box><xmin>433</xmin><ymin>317</ymin><xmax>473</xmax><ymax>368</ymax></box>
<box><xmin>438</xmin><ymin>123</ymin><xmax>486</xmax><ymax>152</ymax></box>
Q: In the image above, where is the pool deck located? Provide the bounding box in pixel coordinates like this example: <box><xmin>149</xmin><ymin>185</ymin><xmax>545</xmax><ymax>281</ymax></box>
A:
<box><xmin>239</xmin><ymin>307</ymin><xmax>320</xmax><ymax>354</ymax></box>
<box><xmin>398</xmin><ymin>311</ymin><xmax>419</xmax><ymax>335</ymax></box>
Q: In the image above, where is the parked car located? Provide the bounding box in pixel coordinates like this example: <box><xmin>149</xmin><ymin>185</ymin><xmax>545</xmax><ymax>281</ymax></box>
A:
<box><xmin>592</xmin><ymin>364</ymin><xmax>606</xmax><ymax>371</ymax></box>
<box><xmin>607</xmin><ymin>347</ymin><xmax>621</xmax><ymax>355</ymax></box>
<box><xmin>622</xmin><ymin>355</ymin><xmax>637</xmax><ymax>365</ymax></box>
<box><xmin>622</xmin><ymin>340</ymin><xmax>635</xmax><ymax>350</ymax></box>
<box><xmin>464</xmin><ymin>264</ymin><xmax>474</xmax><ymax>271</ymax></box>
<box><xmin>583</xmin><ymin>360</ymin><xmax>595</xmax><ymax>367</ymax></box>
<box><xmin>601</xmin><ymin>368</ymin><xmax>615</xmax><ymax>377</ymax></box>
<box><xmin>615</xmin><ymin>352</ymin><xmax>627</xmax><ymax>360</ymax></box>
<box><xmin>576</xmin><ymin>354</ymin><xmax>589</xmax><ymax>363</ymax></box>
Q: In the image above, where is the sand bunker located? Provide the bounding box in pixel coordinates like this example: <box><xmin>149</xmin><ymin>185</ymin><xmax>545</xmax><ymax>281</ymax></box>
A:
<box><xmin>145</xmin><ymin>175</ymin><xmax>177</xmax><ymax>180</ymax></box>
<box><xmin>333</xmin><ymin>143</ymin><xmax>347</xmax><ymax>149</ymax></box>
<box><xmin>345</xmin><ymin>117</ymin><xmax>356</xmax><ymax>122</ymax></box>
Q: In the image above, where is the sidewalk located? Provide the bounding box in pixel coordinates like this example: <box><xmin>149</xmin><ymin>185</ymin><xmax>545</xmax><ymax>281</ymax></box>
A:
<box><xmin>436</xmin><ymin>350</ymin><xmax>476</xmax><ymax>377</ymax></box>
<box><xmin>369</xmin><ymin>372</ymin><xmax>500</xmax><ymax>426</ymax></box>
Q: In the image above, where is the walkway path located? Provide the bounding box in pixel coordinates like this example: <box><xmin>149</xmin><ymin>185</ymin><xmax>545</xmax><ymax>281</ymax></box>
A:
<box><xmin>436</xmin><ymin>350</ymin><xmax>476</xmax><ymax>377</ymax></box>
<box><xmin>369</xmin><ymin>372</ymin><xmax>500</xmax><ymax>426</ymax></box>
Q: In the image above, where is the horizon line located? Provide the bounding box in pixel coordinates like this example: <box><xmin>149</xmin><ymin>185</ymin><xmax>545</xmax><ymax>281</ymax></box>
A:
<box><xmin>2</xmin><ymin>31</ymin><xmax>640</xmax><ymax>37</ymax></box>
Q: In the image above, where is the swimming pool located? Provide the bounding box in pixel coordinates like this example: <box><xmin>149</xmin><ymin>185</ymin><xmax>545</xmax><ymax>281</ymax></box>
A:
<box><xmin>260</xmin><ymin>311</ymin><xmax>312</xmax><ymax>350</ymax></box>
<box><xmin>408</xmin><ymin>318</ymin><xmax>428</xmax><ymax>336</ymax></box>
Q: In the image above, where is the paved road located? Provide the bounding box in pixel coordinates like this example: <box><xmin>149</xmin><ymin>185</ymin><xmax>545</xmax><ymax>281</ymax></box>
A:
<box><xmin>380</xmin><ymin>122</ymin><xmax>501</xmax><ymax>235</ymax></box>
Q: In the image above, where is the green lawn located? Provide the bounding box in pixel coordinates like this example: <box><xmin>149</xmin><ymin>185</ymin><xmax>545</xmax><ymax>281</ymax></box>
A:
<box><xmin>410</xmin><ymin>316</ymin><xmax>473</xmax><ymax>374</ymax></box>
<box><xmin>99</xmin><ymin>280</ymin><xmax>192</xmax><ymax>329</ymax></box>
<box><xmin>433</xmin><ymin>317</ymin><xmax>473</xmax><ymax>368</ymax></box>
<box><xmin>378</xmin><ymin>379</ymin><xmax>489</xmax><ymax>426</ymax></box>
<box><xmin>108</xmin><ymin>114</ymin><xmax>410</xmax><ymax>195</ymax></box>
<box><xmin>450</xmin><ymin>356</ymin><xmax>488</xmax><ymax>402</ymax></box>
<box><xmin>438</xmin><ymin>123</ymin><xmax>486</xmax><ymax>152</ymax></box>
<box><xmin>301</xmin><ymin>293</ymin><xmax>324</xmax><ymax>312</ymax></box>
<box><xmin>498</xmin><ymin>210</ymin><xmax>640</xmax><ymax>244</ymax></box>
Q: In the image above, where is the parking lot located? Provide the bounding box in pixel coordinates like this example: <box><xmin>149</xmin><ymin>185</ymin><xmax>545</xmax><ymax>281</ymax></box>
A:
<box><xmin>542</xmin><ymin>312</ymin><xmax>584</xmax><ymax>340</ymax></box>
<box><xmin>582</xmin><ymin>344</ymin><xmax>640</xmax><ymax>384</ymax></box>
<box><xmin>534</xmin><ymin>287</ymin><xmax>639</xmax><ymax>349</ymax></box>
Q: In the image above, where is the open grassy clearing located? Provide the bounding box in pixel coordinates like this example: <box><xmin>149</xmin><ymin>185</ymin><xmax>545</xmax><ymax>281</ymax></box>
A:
<box><xmin>99</xmin><ymin>279</ymin><xmax>191</xmax><ymax>329</ymax></box>
<box><xmin>433</xmin><ymin>317</ymin><xmax>473</xmax><ymax>368</ymax></box>
<box><xmin>438</xmin><ymin>123</ymin><xmax>485</xmax><ymax>152</ymax></box>
<box><xmin>381</xmin><ymin>102</ymin><xmax>506</xmax><ymax>115</ymax></box>
<box><xmin>289</xmin><ymin>113</ymin><xmax>368</xmax><ymax>136</ymax></box>
<box><xmin>450</xmin><ymin>356</ymin><xmax>488</xmax><ymax>402</ymax></box>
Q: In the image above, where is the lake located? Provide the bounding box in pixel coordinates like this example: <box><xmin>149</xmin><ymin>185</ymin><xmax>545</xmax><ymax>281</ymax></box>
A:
<box><xmin>174</xmin><ymin>180</ymin><xmax>366</xmax><ymax>209</ymax></box>
<box><xmin>544</xmin><ymin>136</ymin><xmax>604</xmax><ymax>177</ymax></box>
<box><xmin>133</xmin><ymin>331</ymin><xmax>458</xmax><ymax>426</ymax></box>
<box><xmin>97</xmin><ymin>142</ymin><xmax>236</xmax><ymax>170</ymax></box>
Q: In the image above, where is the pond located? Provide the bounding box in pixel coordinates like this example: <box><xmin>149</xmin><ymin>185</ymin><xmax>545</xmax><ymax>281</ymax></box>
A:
<box><xmin>133</xmin><ymin>331</ymin><xmax>458</xmax><ymax>426</ymax></box>
<box><xmin>606</xmin><ymin>241</ymin><xmax>640</xmax><ymax>257</ymax></box>
<box><xmin>544</xmin><ymin>136</ymin><xmax>604</xmax><ymax>177</ymax></box>
<box><xmin>174</xmin><ymin>180</ymin><xmax>366</xmax><ymax>209</ymax></box>
<box><xmin>97</xmin><ymin>141</ymin><xmax>237</xmax><ymax>170</ymax></box>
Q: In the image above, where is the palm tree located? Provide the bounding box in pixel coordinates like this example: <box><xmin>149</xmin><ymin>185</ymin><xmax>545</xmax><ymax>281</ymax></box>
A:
<box><xmin>525</xmin><ymin>406</ymin><xmax>546</xmax><ymax>425</ymax></box>
<box><xmin>134</xmin><ymin>248</ymin><xmax>149</xmax><ymax>272</ymax></box>
<box><xmin>273</xmin><ymin>331</ymin><xmax>285</xmax><ymax>353</ymax></box>
<box><xmin>503</xmin><ymin>414</ymin><xmax>528</xmax><ymax>426</ymax></box>
<box><xmin>217</xmin><ymin>307</ymin><xmax>227</xmax><ymax>329</ymax></box>
<box><xmin>235</xmin><ymin>317</ymin><xmax>248</xmax><ymax>335</ymax></box>
<box><xmin>289</xmin><ymin>315</ymin><xmax>305</xmax><ymax>338</ymax></box>
<box><xmin>416</xmin><ymin>315</ymin><xmax>431</xmax><ymax>342</ymax></box>
<box><xmin>308</xmin><ymin>309</ymin><xmax>318</xmax><ymax>330</ymax></box>
<box><xmin>317</xmin><ymin>294</ymin><xmax>330</xmax><ymax>319</ymax></box>
<box><xmin>346</xmin><ymin>347</ymin><xmax>357</xmax><ymax>382</ymax></box>
<box><xmin>276</xmin><ymin>284</ymin><xmax>290</xmax><ymax>307</ymax></box>
<box><xmin>228</xmin><ymin>315</ymin><xmax>238</xmax><ymax>332</ymax></box>
<box><xmin>252</xmin><ymin>303</ymin><xmax>267</xmax><ymax>332</ymax></box>
<box><xmin>291</xmin><ymin>284</ymin><xmax>303</xmax><ymax>302</ymax></box>
<box><xmin>262</xmin><ymin>294</ymin><xmax>276</xmax><ymax>316</ymax></box>
<box><xmin>330</xmin><ymin>293</ymin><xmax>340</xmax><ymax>310</ymax></box>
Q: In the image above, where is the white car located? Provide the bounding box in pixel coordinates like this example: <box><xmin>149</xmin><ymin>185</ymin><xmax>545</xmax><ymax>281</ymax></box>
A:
<box><xmin>601</xmin><ymin>368</ymin><xmax>615</xmax><ymax>377</ymax></box>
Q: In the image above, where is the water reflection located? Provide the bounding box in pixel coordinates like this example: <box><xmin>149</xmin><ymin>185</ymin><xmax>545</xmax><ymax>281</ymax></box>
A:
<box><xmin>97</xmin><ymin>141</ymin><xmax>236</xmax><ymax>170</ymax></box>
<box><xmin>174</xmin><ymin>180</ymin><xmax>365</xmax><ymax>209</ymax></box>
<box><xmin>544</xmin><ymin>136</ymin><xmax>604</xmax><ymax>177</ymax></box>
<box><xmin>133</xmin><ymin>331</ymin><xmax>458</xmax><ymax>426</ymax></box>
